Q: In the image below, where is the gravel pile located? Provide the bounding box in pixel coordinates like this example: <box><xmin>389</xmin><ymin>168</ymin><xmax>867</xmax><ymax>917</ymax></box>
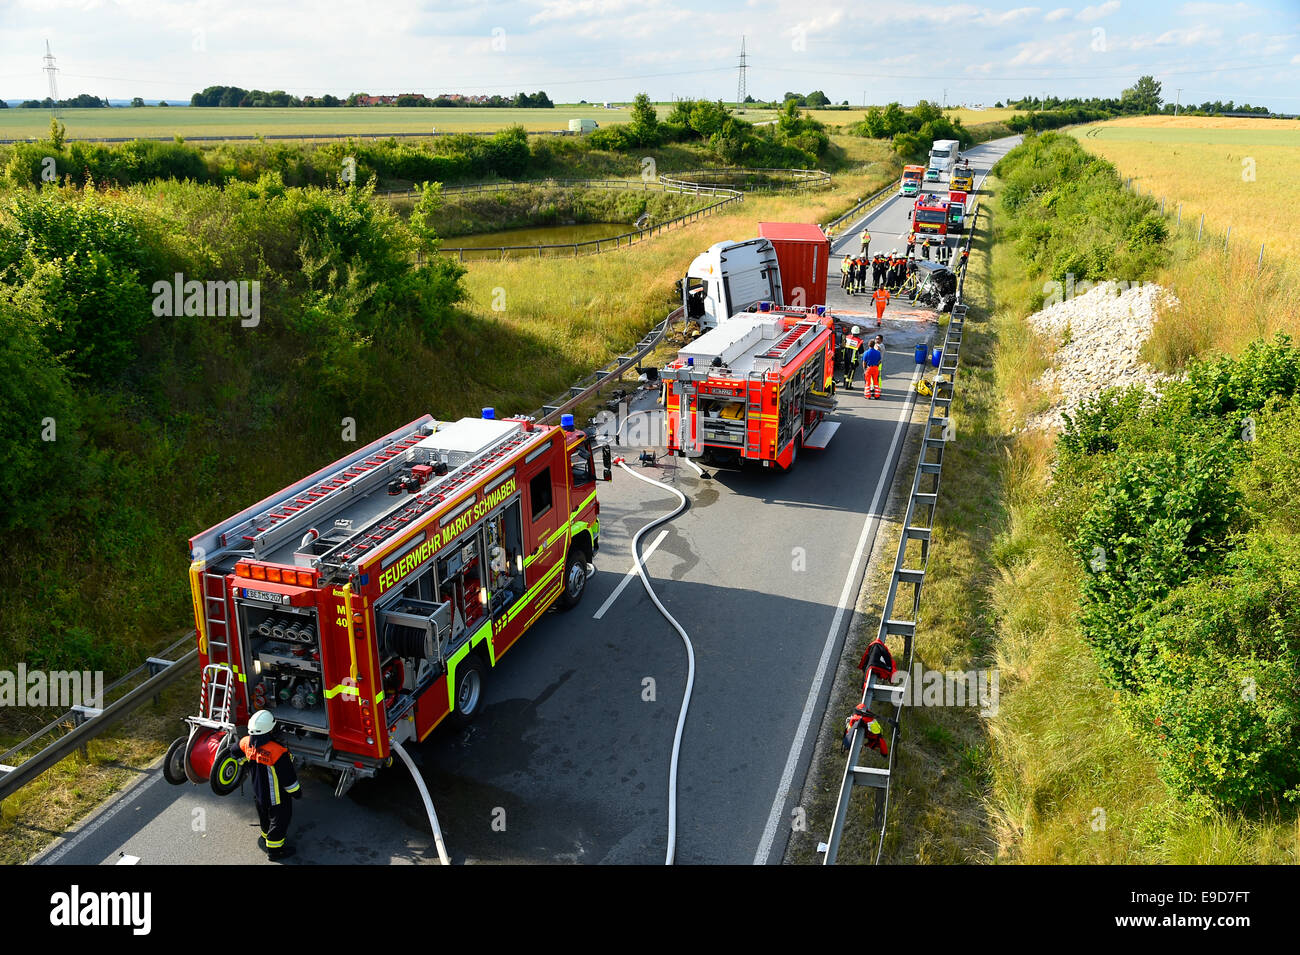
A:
<box><xmin>1025</xmin><ymin>280</ymin><xmax>1180</xmax><ymax>432</ymax></box>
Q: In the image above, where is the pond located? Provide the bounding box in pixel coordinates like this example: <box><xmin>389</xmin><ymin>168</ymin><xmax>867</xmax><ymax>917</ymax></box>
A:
<box><xmin>439</xmin><ymin>222</ymin><xmax>636</xmax><ymax>260</ymax></box>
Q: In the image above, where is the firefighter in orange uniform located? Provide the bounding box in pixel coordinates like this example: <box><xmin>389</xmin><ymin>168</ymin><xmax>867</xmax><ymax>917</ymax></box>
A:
<box><xmin>241</xmin><ymin>709</ymin><xmax>302</xmax><ymax>861</ymax></box>
<box><xmin>872</xmin><ymin>283</ymin><xmax>889</xmax><ymax>327</ymax></box>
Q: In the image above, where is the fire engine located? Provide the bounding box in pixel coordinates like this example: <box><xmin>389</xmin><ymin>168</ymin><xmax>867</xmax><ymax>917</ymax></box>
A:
<box><xmin>663</xmin><ymin>305</ymin><xmax>838</xmax><ymax>470</ymax></box>
<box><xmin>162</xmin><ymin>411</ymin><xmax>604</xmax><ymax>795</ymax></box>
<box><xmin>911</xmin><ymin>194</ymin><xmax>950</xmax><ymax>238</ymax></box>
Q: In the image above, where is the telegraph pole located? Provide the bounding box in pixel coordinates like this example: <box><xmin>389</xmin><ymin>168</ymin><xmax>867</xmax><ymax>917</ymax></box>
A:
<box><xmin>736</xmin><ymin>36</ymin><xmax>748</xmax><ymax>106</ymax></box>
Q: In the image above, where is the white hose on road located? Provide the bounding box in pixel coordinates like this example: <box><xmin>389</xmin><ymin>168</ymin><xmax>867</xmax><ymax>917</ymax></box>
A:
<box><xmin>390</xmin><ymin>740</ymin><xmax>450</xmax><ymax>865</ymax></box>
<box><xmin>617</xmin><ymin>459</ymin><xmax>696</xmax><ymax>866</ymax></box>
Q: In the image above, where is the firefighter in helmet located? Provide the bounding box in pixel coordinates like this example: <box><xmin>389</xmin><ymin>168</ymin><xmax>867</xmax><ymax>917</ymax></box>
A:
<box><xmin>843</xmin><ymin>325</ymin><xmax>864</xmax><ymax>388</ymax></box>
<box><xmin>240</xmin><ymin>709</ymin><xmax>301</xmax><ymax>861</ymax></box>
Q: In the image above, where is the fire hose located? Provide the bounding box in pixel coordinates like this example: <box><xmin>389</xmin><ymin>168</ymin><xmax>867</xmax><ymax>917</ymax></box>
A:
<box><xmin>616</xmin><ymin>459</ymin><xmax>696</xmax><ymax>866</ymax></box>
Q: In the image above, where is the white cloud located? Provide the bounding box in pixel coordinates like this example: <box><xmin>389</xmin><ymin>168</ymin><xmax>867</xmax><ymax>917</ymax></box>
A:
<box><xmin>1178</xmin><ymin>2</ymin><xmax>1253</xmax><ymax>14</ymax></box>
<box><xmin>1045</xmin><ymin>6</ymin><xmax>1072</xmax><ymax>20</ymax></box>
<box><xmin>1076</xmin><ymin>0</ymin><xmax>1120</xmax><ymax>21</ymax></box>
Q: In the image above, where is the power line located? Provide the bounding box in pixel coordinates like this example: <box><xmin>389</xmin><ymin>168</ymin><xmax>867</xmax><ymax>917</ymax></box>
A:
<box><xmin>43</xmin><ymin>40</ymin><xmax>61</xmax><ymax>117</ymax></box>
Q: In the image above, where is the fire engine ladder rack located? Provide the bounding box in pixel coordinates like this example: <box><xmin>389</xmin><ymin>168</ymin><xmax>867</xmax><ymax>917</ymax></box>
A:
<box><xmin>756</xmin><ymin>321</ymin><xmax>820</xmax><ymax>367</ymax></box>
<box><xmin>823</xmin><ymin>197</ymin><xmax>980</xmax><ymax>865</ymax></box>
<box><xmin>321</xmin><ymin>425</ymin><xmax>542</xmax><ymax>571</ymax></box>
<box><xmin>220</xmin><ymin>429</ymin><xmax>433</xmax><ymax>561</ymax></box>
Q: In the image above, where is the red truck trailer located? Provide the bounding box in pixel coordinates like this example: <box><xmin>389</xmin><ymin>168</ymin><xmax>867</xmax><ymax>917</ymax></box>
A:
<box><xmin>758</xmin><ymin>221</ymin><xmax>831</xmax><ymax>308</ymax></box>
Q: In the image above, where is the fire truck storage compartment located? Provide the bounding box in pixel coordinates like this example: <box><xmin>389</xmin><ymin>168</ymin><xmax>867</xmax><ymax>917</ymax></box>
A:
<box><xmin>239</xmin><ymin>599</ymin><xmax>327</xmax><ymax>730</ymax></box>
<box><xmin>758</xmin><ymin>222</ymin><xmax>830</xmax><ymax>308</ymax></box>
<box><xmin>699</xmin><ymin>394</ymin><xmax>746</xmax><ymax>446</ymax></box>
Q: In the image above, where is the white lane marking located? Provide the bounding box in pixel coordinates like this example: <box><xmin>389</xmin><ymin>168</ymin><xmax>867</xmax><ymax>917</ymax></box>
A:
<box><xmin>593</xmin><ymin>529</ymin><xmax>669</xmax><ymax>620</ymax></box>
<box><xmin>753</xmin><ymin>362</ymin><xmax>923</xmax><ymax>865</ymax></box>
<box><xmin>39</xmin><ymin>767</ymin><xmax>168</xmax><ymax>865</ymax></box>
<box><xmin>116</xmin><ymin>854</ymin><xmax>140</xmax><ymax>865</ymax></box>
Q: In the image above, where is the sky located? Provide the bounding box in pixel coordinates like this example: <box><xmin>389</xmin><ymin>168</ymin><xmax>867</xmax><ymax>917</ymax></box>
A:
<box><xmin>1</xmin><ymin>0</ymin><xmax>1297</xmax><ymax>108</ymax></box>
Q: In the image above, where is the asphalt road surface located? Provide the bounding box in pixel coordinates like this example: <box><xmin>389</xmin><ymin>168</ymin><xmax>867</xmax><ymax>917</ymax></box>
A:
<box><xmin>37</xmin><ymin>136</ymin><xmax>1019</xmax><ymax>867</ymax></box>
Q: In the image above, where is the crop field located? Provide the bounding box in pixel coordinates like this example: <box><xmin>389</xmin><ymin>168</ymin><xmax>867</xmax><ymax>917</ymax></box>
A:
<box><xmin>1073</xmin><ymin>116</ymin><xmax>1300</xmax><ymax>260</ymax></box>
<box><xmin>0</xmin><ymin>104</ymin><xmax>633</xmax><ymax>141</ymax></box>
<box><xmin>0</xmin><ymin>103</ymin><xmax>1025</xmax><ymax>142</ymax></box>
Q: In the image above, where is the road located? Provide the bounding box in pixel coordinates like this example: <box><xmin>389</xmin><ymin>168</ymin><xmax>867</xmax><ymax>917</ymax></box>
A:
<box><xmin>37</xmin><ymin>136</ymin><xmax>1019</xmax><ymax>867</ymax></box>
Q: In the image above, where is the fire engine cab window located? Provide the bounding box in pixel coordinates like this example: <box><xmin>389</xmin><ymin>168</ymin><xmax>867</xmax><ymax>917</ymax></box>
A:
<box><xmin>529</xmin><ymin>468</ymin><xmax>552</xmax><ymax>520</ymax></box>
<box><xmin>571</xmin><ymin>446</ymin><xmax>594</xmax><ymax>486</ymax></box>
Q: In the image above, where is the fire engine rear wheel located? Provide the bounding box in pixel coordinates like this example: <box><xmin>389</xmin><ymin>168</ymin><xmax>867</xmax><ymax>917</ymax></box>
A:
<box><xmin>209</xmin><ymin>735</ymin><xmax>246</xmax><ymax>796</ymax></box>
<box><xmin>449</xmin><ymin>655</ymin><xmax>486</xmax><ymax>728</ymax></box>
<box><xmin>162</xmin><ymin>735</ymin><xmax>189</xmax><ymax>785</ymax></box>
<box><xmin>559</xmin><ymin>550</ymin><xmax>588</xmax><ymax>611</ymax></box>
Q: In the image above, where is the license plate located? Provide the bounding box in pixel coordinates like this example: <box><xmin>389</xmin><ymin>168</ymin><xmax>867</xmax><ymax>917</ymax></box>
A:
<box><xmin>241</xmin><ymin>588</ymin><xmax>287</xmax><ymax>604</ymax></box>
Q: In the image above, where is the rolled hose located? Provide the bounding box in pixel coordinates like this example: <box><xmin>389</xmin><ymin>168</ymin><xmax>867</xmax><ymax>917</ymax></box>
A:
<box><xmin>616</xmin><ymin>459</ymin><xmax>696</xmax><ymax>866</ymax></box>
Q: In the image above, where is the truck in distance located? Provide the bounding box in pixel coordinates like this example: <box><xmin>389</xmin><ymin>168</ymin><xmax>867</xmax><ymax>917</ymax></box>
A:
<box><xmin>925</xmin><ymin>139</ymin><xmax>960</xmax><ymax>181</ymax></box>
<box><xmin>900</xmin><ymin>164</ymin><xmax>926</xmax><ymax>197</ymax></box>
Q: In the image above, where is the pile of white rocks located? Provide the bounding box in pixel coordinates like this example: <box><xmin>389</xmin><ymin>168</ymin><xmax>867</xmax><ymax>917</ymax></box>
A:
<box><xmin>1025</xmin><ymin>280</ymin><xmax>1180</xmax><ymax>432</ymax></box>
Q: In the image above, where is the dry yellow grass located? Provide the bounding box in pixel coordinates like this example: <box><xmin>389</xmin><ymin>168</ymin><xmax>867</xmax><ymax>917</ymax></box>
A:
<box><xmin>1073</xmin><ymin>117</ymin><xmax>1300</xmax><ymax>260</ymax></box>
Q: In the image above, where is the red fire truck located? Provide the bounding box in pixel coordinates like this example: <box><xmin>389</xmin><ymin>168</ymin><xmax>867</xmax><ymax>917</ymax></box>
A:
<box><xmin>911</xmin><ymin>195</ymin><xmax>950</xmax><ymax>238</ymax></box>
<box><xmin>164</xmin><ymin>412</ymin><xmax>603</xmax><ymax>795</ymax></box>
<box><xmin>663</xmin><ymin>306</ymin><xmax>838</xmax><ymax>470</ymax></box>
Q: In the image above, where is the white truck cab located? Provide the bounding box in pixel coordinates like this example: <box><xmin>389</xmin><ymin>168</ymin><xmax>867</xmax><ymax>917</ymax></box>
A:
<box><xmin>679</xmin><ymin>238</ymin><xmax>784</xmax><ymax>330</ymax></box>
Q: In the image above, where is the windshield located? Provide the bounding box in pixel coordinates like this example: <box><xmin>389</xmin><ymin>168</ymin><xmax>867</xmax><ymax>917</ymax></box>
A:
<box><xmin>916</xmin><ymin>210</ymin><xmax>947</xmax><ymax>224</ymax></box>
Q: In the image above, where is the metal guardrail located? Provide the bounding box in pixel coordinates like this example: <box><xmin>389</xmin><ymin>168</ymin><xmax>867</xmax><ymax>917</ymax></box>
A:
<box><xmin>822</xmin><ymin>192</ymin><xmax>982</xmax><ymax>865</ymax></box>
<box><xmin>534</xmin><ymin>307</ymin><xmax>685</xmax><ymax>426</ymax></box>
<box><xmin>824</xmin><ymin>179</ymin><xmax>899</xmax><ymax>238</ymax></box>
<box><xmin>0</xmin><ymin>633</ymin><xmax>198</xmax><ymax>805</ymax></box>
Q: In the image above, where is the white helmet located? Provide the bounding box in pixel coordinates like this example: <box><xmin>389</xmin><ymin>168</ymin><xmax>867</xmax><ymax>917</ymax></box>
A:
<box><xmin>248</xmin><ymin>710</ymin><xmax>275</xmax><ymax>735</ymax></box>
<box><xmin>851</xmin><ymin>326</ymin><xmax>861</xmax><ymax>335</ymax></box>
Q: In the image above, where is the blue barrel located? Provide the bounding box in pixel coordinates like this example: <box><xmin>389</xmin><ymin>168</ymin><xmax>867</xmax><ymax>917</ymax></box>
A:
<box><xmin>914</xmin><ymin>343</ymin><xmax>927</xmax><ymax>364</ymax></box>
<box><xmin>931</xmin><ymin>347</ymin><xmax>942</xmax><ymax>368</ymax></box>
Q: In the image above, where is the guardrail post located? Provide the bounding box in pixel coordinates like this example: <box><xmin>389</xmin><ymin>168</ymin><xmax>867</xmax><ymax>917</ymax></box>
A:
<box><xmin>146</xmin><ymin>657</ymin><xmax>171</xmax><ymax>706</ymax></box>
<box><xmin>1197</xmin><ymin>213</ymin><xmax>1204</xmax><ymax>241</ymax></box>
<box><xmin>70</xmin><ymin>705</ymin><xmax>103</xmax><ymax>760</ymax></box>
<box><xmin>1177</xmin><ymin>204</ymin><xmax>1182</xmax><ymax>228</ymax></box>
<box><xmin>1258</xmin><ymin>243</ymin><xmax>1265</xmax><ymax>270</ymax></box>
<box><xmin>1224</xmin><ymin>226</ymin><xmax>1231</xmax><ymax>252</ymax></box>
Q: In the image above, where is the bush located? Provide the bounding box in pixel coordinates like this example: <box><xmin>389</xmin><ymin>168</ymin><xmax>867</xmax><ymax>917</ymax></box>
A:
<box><xmin>1074</xmin><ymin>444</ymin><xmax>1244</xmax><ymax>689</ymax></box>
<box><xmin>1124</xmin><ymin>532</ymin><xmax>1300</xmax><ymax>809</ymax></box>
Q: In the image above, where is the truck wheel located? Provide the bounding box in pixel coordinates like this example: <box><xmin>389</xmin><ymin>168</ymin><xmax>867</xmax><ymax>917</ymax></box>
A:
<box><xmin>559</xmin><ymin>549</ymin><xmax>589</xmax><ymax>611</ymax></box>
<box><xmin>162</xmin><ymin>735</ymin><xmax>189</xmax><ymax>785</ymax></box>
<box><xmin>449</xmin><ymin>654</ymin><xmax>486</xmax><ymax>728</ymax></box>
<box><xmin>209</xmin><ymin>735</ymin><xmax>245</xmax><ymax>796</ymax></box>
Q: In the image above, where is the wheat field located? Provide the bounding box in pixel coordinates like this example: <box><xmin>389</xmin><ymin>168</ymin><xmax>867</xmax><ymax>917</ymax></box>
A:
<box><xmin>1072</xmin><ymin>117</ymin><xmax>1300</xmax><ymax>260</ymax></box>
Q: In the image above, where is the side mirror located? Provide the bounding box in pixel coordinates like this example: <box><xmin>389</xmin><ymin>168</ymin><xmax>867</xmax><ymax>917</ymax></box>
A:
<box><xmin>601</xmin><ymin>445</ymin><xmax>612</xmax><ymax>481</ymax></box>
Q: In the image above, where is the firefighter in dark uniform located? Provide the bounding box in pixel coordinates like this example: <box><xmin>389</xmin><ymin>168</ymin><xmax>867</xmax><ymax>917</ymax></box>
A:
<box><xmin>842</xmin><ymin>325</ymin><xmax>864</xmax><ymax>388</ymax></box>
<box><xmin>240</xmin><ymin>709</ymin><xmax>301</xmax><ymax>861</ymax></box>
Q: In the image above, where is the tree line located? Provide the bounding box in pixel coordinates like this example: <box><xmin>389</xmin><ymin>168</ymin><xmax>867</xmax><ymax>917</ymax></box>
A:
<box><xmin>189</xmin><ymin>87</ymin><xmax>554</xmax><ymax>108</ymax></box>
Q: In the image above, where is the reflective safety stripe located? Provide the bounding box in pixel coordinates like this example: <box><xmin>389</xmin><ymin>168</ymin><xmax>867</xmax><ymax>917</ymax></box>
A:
<box><xmin>264</xmin><ymin>835</ymin><xmax>286</xmax><ymax>849</ymax></box>
<box><xmin>324</xmin><ymin>684</ymin><xmax>359</xmax><ymax>699</ymax></box>
<box><xmin>284</xmin><ymin>781</ymin><xmax>300</xmax><ymax>794</ymax></box>
<box><xmin>268</xmin><ymin>764</ymin><xmax>281</xmax><ymax>806</ymax></box>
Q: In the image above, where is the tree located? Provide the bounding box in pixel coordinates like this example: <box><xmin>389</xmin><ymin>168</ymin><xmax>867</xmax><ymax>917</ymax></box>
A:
<box><xmin>625</xmin><ymin>92</ymin><xmax>661</xmax><ymax>147</ymax></box>
<box><xmin>159</xmin><ymin>101</ymin><xmax>169</xmax><ymax>107</ymax></box>
<box><xmin>130</xmin><ymin>97</ymin><xmax>145</xmax><ymax>108</ymax></box>
<box><xmin>1120</xmin><ymin>75</ymin><xmax>1162</xmax><ymax>114</ymax></box>
<box><xmin>49</xmin><ymin>117</ymin><xmax>66</xmax><ymax>150</ymax></box>
<box><xmin>806</xmin><ymin>90</ymin><xmax>830</xmax><ymax>107</ymax></box>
